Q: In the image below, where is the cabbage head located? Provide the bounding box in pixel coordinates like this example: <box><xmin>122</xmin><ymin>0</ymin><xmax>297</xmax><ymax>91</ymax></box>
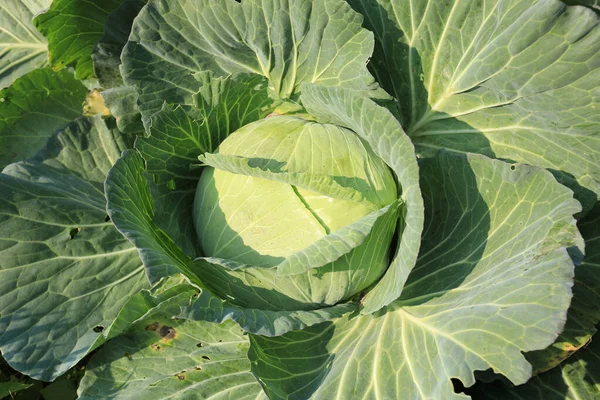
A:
<box><xmin>194</xmin><ymin>116</ymin><xmax>398</xmax><ymax>308</ymax></box>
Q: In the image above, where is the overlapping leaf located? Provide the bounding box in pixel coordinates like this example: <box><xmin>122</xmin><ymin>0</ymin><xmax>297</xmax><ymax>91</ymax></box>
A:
<box><xmin>0</xmin><ymin>116</ymin><xmax>148</xmax><ymax>381</ymax></box>
<box><xmin>121</xmin><ymin>0</ymin><xmax>382</xmax><ymax>124</ymax></box>
<box><xmin>181</xmin><ymin>290</ymin><xmax>356</xmax><ymax>337</ymax></box>
<box><xmin>137</xmin><ymin>73</ymin><xmax>273</xmax><ymax>256</ymax></box>
<box><xmin>0</xmin><ymin>67</ymin><xmax>88</xmax><ymax>169</ymax></box>
<box><xmin>249</xmin><ymin>152</ymin><xmax>581</xmax><ymax>400</ymax></box>
<box><xmin>351</xmin><ymin>0</ymin><xmax>600</xmax><ymax>210</ymax></box>
<box><xmin>93</xmin><ymin>0</ymin><xmax>148</xmax><ymax>88</ymax></box>
<box><xmin>200</xmin><ymin>153</ymin><xmax>378</xmax><ymax>206</ymax></box>
<box><xmin>101</xmin><ymin>280</ymin><xmax>196</xmax><ymax>342</ymax></box>
<box><xmin>105</xmin><ymin>149</ymin><xmax>195</xmax><ymax>284</ymax></box>
<box><xmin>0</xmin><ymin>0</ymin><xmax>50</xmax><ymax>88</ymax></box>
<box><xmin>474</xmin><ymin>202</ymin><xmax>600</xmax><ymax>398</ymax></box>
<box><xmin>300</xmin><ymin>84</ymin><xmax>423</xmax><ymax>314</ymax></box>
<box><xmin>526</xmin><ymin>202</ymin><xmax>600</xmax><ymax>373</ymax></box>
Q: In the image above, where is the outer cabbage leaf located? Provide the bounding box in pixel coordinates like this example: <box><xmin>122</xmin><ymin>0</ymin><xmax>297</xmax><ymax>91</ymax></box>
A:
<box><xmin>474</xmin><ymin>202</ymin><xmax>600</xmax><ymax>398</ymax></box>
<box><xmin>526</xmin><ymin>202</ymin><xmax>600</xmax><ymax>373</ymax></box>
<box><xmin>77</xmin><ymin>286</ymin><xmax>267</xmax><ymax>400</ymax></box>
<box><xmin>0</xmin><ymin>68</ymin><xmax>88</xmax><ymax>169</ymax></box>
<box><xmin>137</xmin><ymin>74</ymin><xmax>274</xmax><ymax>185</ymax></box>
<box><xmin>92</xmin><ymin>0</ymin><xmax>148</xmax><ymax>88</ymax></box>
<box><xmin>0</xmin><ymin>116</ymin><xmax>148</xmax><ymax>381</ymax></box>
<box><xmin>121</xmin><ymin>0</ymin><xmax>382</xmax><ymax>124</ymax></box>
<box><xmin>99</xmin><ymin>280</ymin><xmax>196</xmax><ymax>343</ymax></box>
<box><xmin>34</xmin><ymin>0</ymin><xmax>123</xmax><ymax>81</ymax></box>
<box><xmin>474</xmin><ymin>332</ymin><xmax>600</xmax><ymax>399</ymax></box>
<box><xmin>0</xmin><ymin>0</ymin><xmax>50</xmax><ymax>88</ymax></box>
<box><xmin>351</xmin><ymin>0</ymin><xmax>600</xmax><ymax>210</ymax></box>
<box><xmin>105</xmin><ymin>149</ymin><xmax>195</xmax><ymax>284</ymax></box>
<box><xmin>249</xmin><ymin>152</ymin><xmax>582</xmax><ymax>400</ymax></box>
<box><xmin>300</xmin><ymin>84</ymin><xmax>424</xmax><ymax>314</ymax></box>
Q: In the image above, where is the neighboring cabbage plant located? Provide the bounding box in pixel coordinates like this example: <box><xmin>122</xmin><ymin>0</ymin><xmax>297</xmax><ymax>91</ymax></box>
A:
<box><xmin>0</xmin><ymin>0</ymin><xmax>598</xmax><ymax>400</ymax></box>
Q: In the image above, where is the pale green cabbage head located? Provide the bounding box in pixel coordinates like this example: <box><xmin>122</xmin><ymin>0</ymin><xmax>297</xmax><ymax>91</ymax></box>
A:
<box><xmin>193</xmin><ymin>115</ymin><xmax>399</xmax><ymax>308</ymax></box>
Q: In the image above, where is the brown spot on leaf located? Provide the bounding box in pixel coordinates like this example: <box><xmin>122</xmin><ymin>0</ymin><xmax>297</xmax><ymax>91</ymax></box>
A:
<box><xmin>159</xmin><ymin>325</ymin><xmax>176</xmax><ymax>341</ymax></box>
<box><xmin>562</xmin><ymin>343</ymin><xmax>582</xmax><ymax>352</ymax></box>
<box><xmin>194</xmin><ymin>366</ymin><xmax>202</xmax><ymax>371</ymax></box>
<box><xmin>69</xmin><ymin>227</ymin><xmax>81</xmax><ymax>239</ymax></box>
<box><xmin>145</xmin><ymin>322</ymin><xmax>160</xmax><ymax>331</ymax></box>
<box><xmin>83</xmin><ymin>90</ymin><xmax>111</xmax><ymax>116</ymax></box>
<box><xmin>151</xmin><ymin>343</ymin><xmax>161</xmax><ymax>351</ymax></box>
<box><xmin>176</xmin><ymin>372</ymin><xmax>186</xmax><ymax>380</ymax></box>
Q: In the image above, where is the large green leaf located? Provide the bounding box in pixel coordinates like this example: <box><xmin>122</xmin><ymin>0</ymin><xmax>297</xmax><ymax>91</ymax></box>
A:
<box><xmin>526</xmin><ymin>202</ymin><xmax>600</xmax><ymax>373</ymax></box>
<box><xmin>300</xmin><ymin>84</ymin><xmax>424</xmax><ymax>314</ymax></box>
<box><xmin>351</xmin><ymin>0</ymin><xmax>600</xmax><ymax>209</ymax></box>
<box><xmin>34</xmin><ymin>0</ymin><xmax>124</xmax><ymax>80</ymax></box>
<box><xmin>249</xmin><ymin>152</ymin><xmax>581</xmax><ymax>400</ymax></box>
<box><xmin>0</xmin><ymin>116</ymin><xmax>148</xmax><ymax>381</ymax></box>
<box><xmin>0</xmin><ymin>67</ymin><xmax>88</xmax><ymax>169</ymax></box>
<box><xmin>474</xmin><ymin>331</ymin><xmax>600</xmax><ymax>399</ymax></box>
<box><xmin>0</xmin><ymin>0</ymin><xmax>50</xmax><ymax>88</ymax></box>
<box><xmin>78</xmin><ymin>287</ymin><xmax>266</xmax><ymax>399</ymax></box>
<box><xmin>473</xmin><ymin>202</ymin><xmax>600</xmax><ymax>399</ymax></box>
<box><xmin>121</xmin><ymin>0</ymin><xmax>381</xmax><ymax>124</ymax></box>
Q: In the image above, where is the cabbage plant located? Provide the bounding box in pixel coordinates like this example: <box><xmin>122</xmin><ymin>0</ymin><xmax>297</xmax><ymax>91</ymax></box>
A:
<box><xmin>0</xmin><ymin>0</ymin><xmax>598</xmax><ymax>399</ymax></box>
